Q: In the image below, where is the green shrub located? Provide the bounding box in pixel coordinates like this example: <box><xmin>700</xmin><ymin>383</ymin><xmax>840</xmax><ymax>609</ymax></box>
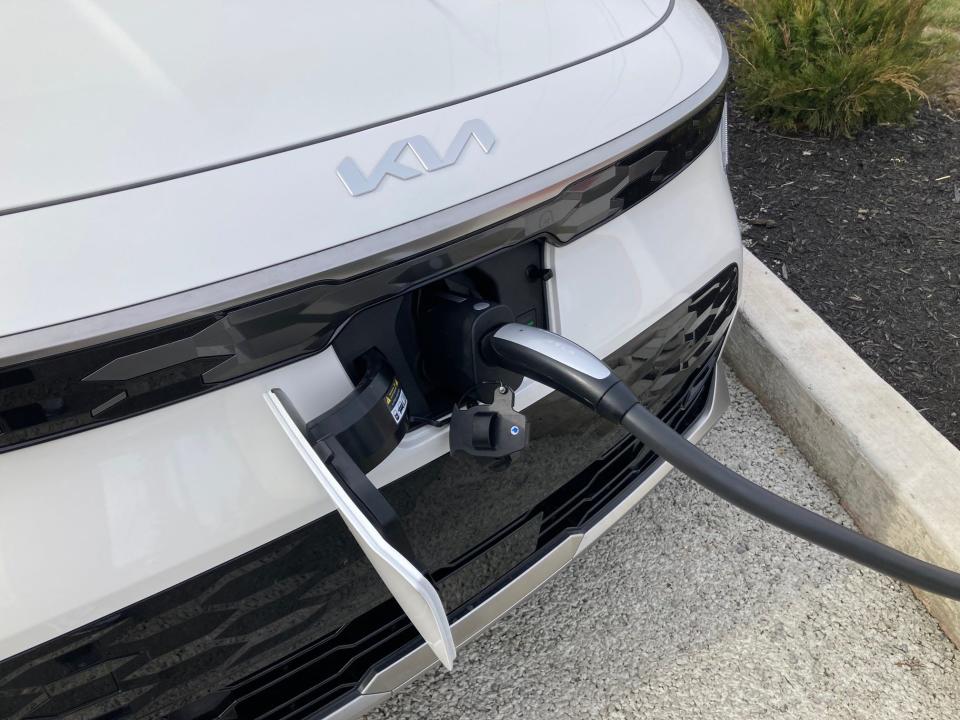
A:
<box><xmin>928</xmin><ymin>0</ymin><xmax>960</xmax><ymax>27</ymax></box>
<box><xmin>729</xmin><ymin>0</ymin><xmax>957</xmax><ymax>136</ymax></box>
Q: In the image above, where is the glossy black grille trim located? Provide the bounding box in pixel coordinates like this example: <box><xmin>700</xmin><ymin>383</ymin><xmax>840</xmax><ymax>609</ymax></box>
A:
<box><xmin>0</xmin><ymin>94</ymin><xmax>724</xmax><ymax>454</ymax></box>
<box><xmin>0</xmin><ymin>265</ymin><xmax>738</xmax><ymax>720</ymax></box>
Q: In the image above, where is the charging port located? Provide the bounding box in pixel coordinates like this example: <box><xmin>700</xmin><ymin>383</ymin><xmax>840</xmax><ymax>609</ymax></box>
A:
<box><xmin>332</xmin><ymin>240</ymin><xmax>549</xmax><ymax>425</ymax></box>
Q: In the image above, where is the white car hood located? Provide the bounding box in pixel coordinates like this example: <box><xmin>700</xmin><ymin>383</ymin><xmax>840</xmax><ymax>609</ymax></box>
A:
<box><xmin>0</xmin><ymin>0</ymin><xmax>670</xmax><ymax>213</ymax></box>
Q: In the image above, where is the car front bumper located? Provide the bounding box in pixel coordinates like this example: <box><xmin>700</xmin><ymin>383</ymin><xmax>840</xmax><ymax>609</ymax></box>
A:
<box><xmin>0</xmin><ymin>94</ymin><xmax>741</xmax><ymax>719</ymax></box>
<box><xmin>0</xmin><ymin>261</ymin><xmax>738</xmax><ymax>720</ymax></box>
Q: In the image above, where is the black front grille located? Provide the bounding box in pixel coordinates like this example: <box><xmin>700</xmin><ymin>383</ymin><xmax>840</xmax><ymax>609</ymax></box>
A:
<box><xmin>168</xmin><ymin>603</ymin><xmax>419</xmax><ymax>720</ymax></box>
<box><xmin>0</xmin><ymin>265</ymin><xmax>737</xmax><ymax>720</ymax></box>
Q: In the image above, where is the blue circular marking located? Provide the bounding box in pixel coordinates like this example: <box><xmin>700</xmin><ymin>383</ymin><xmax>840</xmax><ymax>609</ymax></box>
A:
<box><xmin>510</xmin><ymin>425</ymin><xmax>520</xmax><ymax>436</ymax></box>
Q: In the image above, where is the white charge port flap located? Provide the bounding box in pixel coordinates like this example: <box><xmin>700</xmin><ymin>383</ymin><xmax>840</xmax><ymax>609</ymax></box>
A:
<box><xmin>264</xmin><ymin>389</ymin><xmax>457</xmax><ymax>670</ymax></box>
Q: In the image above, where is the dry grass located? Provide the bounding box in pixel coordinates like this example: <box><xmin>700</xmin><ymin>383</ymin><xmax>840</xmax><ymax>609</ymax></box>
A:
<box><xmin>929</xmin><ymin>0</ymin><xmax>960</xmax><ymax>26</ymax></box>
<box><xmin>729</xmin><ymin>0</ymin><xmax>959</xmax><ymax>134</ymax></box>
<box><xmin>927</xmin><ymin>0</ymin><xmax>960</xmax><ymax>108</ymax></box>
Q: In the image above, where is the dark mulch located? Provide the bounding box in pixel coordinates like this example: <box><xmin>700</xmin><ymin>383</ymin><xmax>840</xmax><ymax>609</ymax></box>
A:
<box><xmin>700</xmin><ymin>0</ymin><xmax>960</xmax><ymax>447</ymax></box>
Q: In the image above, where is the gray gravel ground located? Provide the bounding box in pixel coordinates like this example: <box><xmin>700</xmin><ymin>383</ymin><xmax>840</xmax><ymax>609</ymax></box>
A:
<box><xmin>365</xmin><ymin>369</ymin><xmax>960</xmax><ymax>719</ymax></box>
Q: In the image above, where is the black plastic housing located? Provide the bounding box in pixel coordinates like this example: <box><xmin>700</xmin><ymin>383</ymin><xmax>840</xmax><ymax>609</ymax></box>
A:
<box><xmin>448</xmin><ymin>387</ymin><xmax>528</xmax><ymax>458</ymax></box>
<box><xmin>419</xmin><ymin>297</ymin><xmax>522</xmax><ymax>402</ymax></box>
<box><xmin>305</xmin><ymin>352</ymin><xmax>408</xmax><ymax>473</ymax></box>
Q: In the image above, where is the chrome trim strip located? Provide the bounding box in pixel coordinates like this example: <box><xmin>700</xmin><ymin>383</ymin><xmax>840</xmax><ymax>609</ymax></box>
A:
<box><xmin>492</xmin><ymin>324</ymin><xmax>613</xmax><ymax>380</ymax></box>
<box><xmin>0</xmin><ymin>1</ymin><xmax>675</xmax><ymax>218</ymax></box>
<box><xmin>0</xmin><ymin>45</ymin><xmax>728</xmax><ymax>367</ymax></box>
<box><xmin>361</xmin><ymin>535</ymin><xmax>582</xmax><ymax>696</ymax></box>
<box><xmin>354</xmin><ymin>367</ymin><xmax>730</xmax><ymax>707</ymax></box>
<box><xmin>265</xmin><ymin>389</ymin><xmax>457</xmax><ymax>670</ymax></box>
<box><xmin>309</xmin><ymin>692</ymin><xmax>388</xmax><ymax>720</ymax></box>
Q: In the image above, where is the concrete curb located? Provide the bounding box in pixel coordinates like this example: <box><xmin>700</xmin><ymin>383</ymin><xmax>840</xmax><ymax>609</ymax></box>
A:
<box><xmin>724</xmin><ymin>251</ymin><xmax>960</xmax><ymax>646</ymax></box>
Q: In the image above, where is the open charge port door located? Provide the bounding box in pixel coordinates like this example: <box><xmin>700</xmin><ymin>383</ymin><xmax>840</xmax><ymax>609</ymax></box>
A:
<box><xmin>262</xmin><ymin>240</ymin><xmax>553</xmax><ymax>672</ymax></box>
<box><xmin>264</xmin><ymin>387</ymin><xmax>457</xmax><ymax>670</ymax></box>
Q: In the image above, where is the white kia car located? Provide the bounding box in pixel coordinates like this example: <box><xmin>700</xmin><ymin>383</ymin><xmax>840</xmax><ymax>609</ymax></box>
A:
<box><xmin>0</xmin><ymin>1</ymin><xmax>740</xmax><ymax>718</ymax></box>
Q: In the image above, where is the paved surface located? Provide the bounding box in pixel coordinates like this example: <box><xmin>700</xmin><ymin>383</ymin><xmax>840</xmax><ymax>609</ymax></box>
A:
<box><xmin>365</xmin><ymin>370</ymin><xmax>960</xmax><ymax>719</ymax></box>
<box><xmin>727</xmin><ymin>251</ymin><xmax>960</xmax><ymax>645</ymax></box>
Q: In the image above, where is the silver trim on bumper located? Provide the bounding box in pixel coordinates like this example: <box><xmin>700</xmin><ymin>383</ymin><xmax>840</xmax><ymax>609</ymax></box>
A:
<box><xmin>347</xmin><ymin>367</ymin><xmax>729</xmax><ymax>711</ymax></box>
<box><xmin>363</xmin><ymin>536</ymin><xmax>582</xmax><ymax>696</ymax></box>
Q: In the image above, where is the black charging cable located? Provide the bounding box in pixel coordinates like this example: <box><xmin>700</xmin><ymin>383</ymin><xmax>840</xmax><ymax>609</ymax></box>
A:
<box><xmin>620</xmin><ymin>402</ymin><xmax>960</xmax><ymax>599</ymax></box>
<box><xmin>484</xmin><ymin>322</ymin><xmax>960</xmax><ymax>601</ymax></box>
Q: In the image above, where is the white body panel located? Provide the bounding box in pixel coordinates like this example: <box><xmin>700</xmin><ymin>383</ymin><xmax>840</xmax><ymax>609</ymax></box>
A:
<box><xmin>0</xmin><ymin>0</ymin><xmax>742</xmax><ymax>683</ymax></box>
<box><xmin>0</xmin><ymin>134</ymin><xmax>740</xmax><ymax>661</ymax></box>
<box><xmin>0</xmin><ymin>0</ymin><xmax>721</xmax><ymax>338</ymax></box>
<box><xmin>0</xmin><ymin>0</ymin><xmax>669</xmax><ymax>212</ymax></box>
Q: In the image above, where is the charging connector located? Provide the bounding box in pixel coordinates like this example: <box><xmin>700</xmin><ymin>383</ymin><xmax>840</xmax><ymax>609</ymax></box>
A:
<box><xmin>419</xmin><ymin>293</ymin><xmax>523</xmax><ymax>402</ymax></box>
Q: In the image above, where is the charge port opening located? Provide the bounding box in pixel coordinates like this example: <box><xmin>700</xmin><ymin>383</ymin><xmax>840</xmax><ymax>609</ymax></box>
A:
<box><xmin>332</xmin><ymin>239</ymin><xmax>550</xmax><ymax>427</ymax></box>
